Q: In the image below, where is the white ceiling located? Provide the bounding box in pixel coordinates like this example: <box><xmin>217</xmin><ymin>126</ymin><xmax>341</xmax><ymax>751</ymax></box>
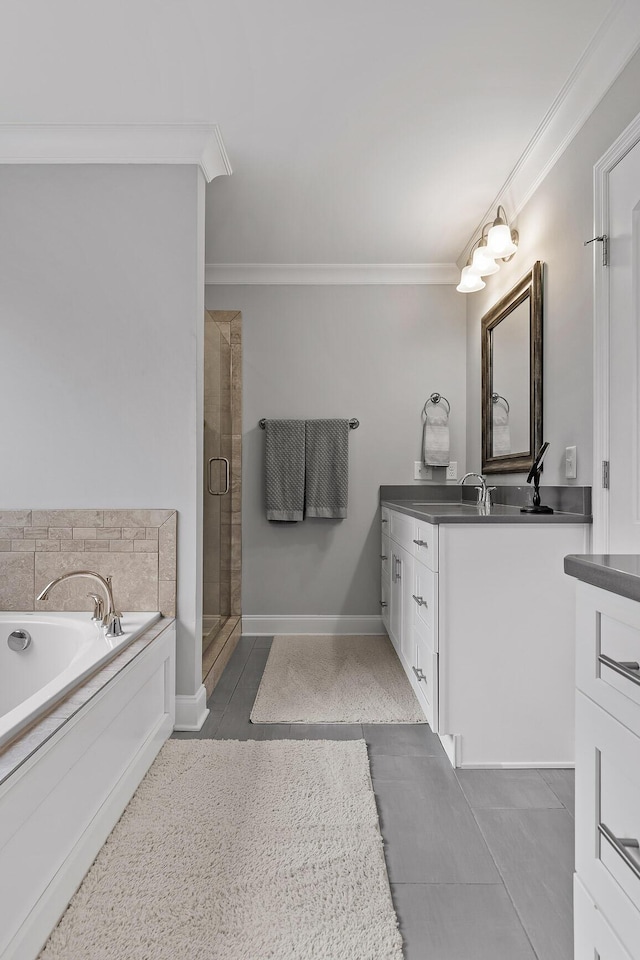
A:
<box><xmin>0</xmin><ymin>0</ymin><xmax>632</xmax><ymax>266</ymax></box>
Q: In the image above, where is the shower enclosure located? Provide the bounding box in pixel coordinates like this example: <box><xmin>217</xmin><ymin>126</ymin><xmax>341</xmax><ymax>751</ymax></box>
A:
<box><xmin>202</xmin><ymin>310</ymin><xmax>242</xmax><ymax>694</ymax></box>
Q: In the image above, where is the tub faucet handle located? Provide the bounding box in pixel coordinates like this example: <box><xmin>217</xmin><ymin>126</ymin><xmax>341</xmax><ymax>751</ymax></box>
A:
<box><xmin>87</xmin><ymin>593</ymin><xmax>104</xmax><ymax>622</ymax></box>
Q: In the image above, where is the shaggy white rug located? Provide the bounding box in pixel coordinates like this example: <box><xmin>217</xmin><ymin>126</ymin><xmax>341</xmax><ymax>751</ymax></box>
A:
<box><xmin>39</xmin><ymin>739</ymin><xmax>403</xmax><ymax>960</ymax></box>
<box><xmin>250</xmin><ymin>634</ymin><xmax>426</xmax><ymax>723</ymax></box>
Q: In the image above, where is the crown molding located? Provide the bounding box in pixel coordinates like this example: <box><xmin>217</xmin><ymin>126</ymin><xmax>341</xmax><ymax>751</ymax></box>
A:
<box><xmin>0</xmin><ymin>123</ymin><xmax>232</xmax><ymax>182</ymax></box>
<box><xmin>205</xmin><ymin>262</ymin><xmax>459</xmax><ymax>285</ymax></box>
<box><xmin>458</xmin><ymin>0</ymin><xmax>640</xmax><ymax>266</ymax></box>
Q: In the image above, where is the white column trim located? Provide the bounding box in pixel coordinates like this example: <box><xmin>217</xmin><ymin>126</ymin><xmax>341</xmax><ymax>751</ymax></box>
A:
<box><xmin>592</xmin><ymin>108</ymin><xmax>640</xmax><ymax>551</ymax></box>
<box><xmin>0</xmin><ymin>123</ymin><xmax>232</xmax><ymax>183</ymax></box>
<box><xmin>174</xmin><ymin>684</ymin><xmax>209</xmax><ymax>730</ymax></box>
<box><xmin>205</xmin><ymin>263</ymin><xmax>459</xmax><ymax>285</ymax></box>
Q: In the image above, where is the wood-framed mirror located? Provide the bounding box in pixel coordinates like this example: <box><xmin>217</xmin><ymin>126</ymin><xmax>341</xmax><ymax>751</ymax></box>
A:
<box><xmin>481</xmin><ymin>261</ymin><xmax>543</xmax><ymax>474</ymax></box>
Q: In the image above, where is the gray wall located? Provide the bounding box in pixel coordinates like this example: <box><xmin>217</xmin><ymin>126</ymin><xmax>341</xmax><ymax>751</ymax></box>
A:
<box><xmin>466</xmin><ymin>47</ymin><xmax>640</xmax><ymax>485</ymax></box>
<box><xmin>0</xmin><ymin>164</ymin><xmax>205</xmax><ymax>698</ymax></box>
<box><xmin>206</xmin><ymin>284</ymin><xmax>465</xmax><ymax>617</ymax></box>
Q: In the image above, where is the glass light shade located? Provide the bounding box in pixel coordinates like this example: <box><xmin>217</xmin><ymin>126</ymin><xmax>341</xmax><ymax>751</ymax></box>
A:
<box><xmin>485</xmin><ymin>222</ymin><xmax>518</xmax><ymax>259</ymax></box>
<box><xmin>456</xmin><ymin>265</ymin><xmax>486</xmax><ymax>293</ymax></box>
<box><xmin>469</xmin><ymin>245</ymin><xmax>500</xmax><ymax>277</ymax></box>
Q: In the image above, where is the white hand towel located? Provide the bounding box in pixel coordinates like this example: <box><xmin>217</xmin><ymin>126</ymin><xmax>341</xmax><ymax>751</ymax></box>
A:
<box><xmin>422</xmin><ymin>405</ymin><xmax>450</xmax><ymax>466</ymax></box>
<box><xmin>492</xmin><ymin>404</ymin><xmax>511</xmax><ymax>456</ymax></box>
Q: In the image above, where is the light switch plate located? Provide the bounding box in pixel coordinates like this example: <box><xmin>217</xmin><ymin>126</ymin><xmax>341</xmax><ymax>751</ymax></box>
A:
<box><xmin>446</xmin><ymin>461</ymin><xmax>458</xmax><ymax>481</ymax></box>
<box><xmin>565</xmin><ymin>445</ymin><xmax>577</xmax><ymax>480</ymax></box>
<box><xmin>414</xmin><ymin>461</ymin><xmax>432</xmax><ymax>480</ymax></box>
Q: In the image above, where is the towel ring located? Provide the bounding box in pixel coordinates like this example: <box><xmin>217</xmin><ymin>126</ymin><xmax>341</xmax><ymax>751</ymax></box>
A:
<box><xmin>491</xmin><ymin>393</ymin><xmax>510</xmax><ymax>413</ymax></box>
<box><xmin>423</xmin><ymin>393</ymin><xmax>450</xmax><ymax>417</ymax></box>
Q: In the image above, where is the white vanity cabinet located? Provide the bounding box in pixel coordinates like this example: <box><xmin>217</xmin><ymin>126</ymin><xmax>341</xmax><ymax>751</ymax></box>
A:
<box><xmin>570</xmin><ymin>578</ymin><xmax>640</xmax><ymax>960</ymax></box>
<box><xmin>382</xmin><ymin>504</ymin><xmax>589</xmax><ymax>767</ymax></box>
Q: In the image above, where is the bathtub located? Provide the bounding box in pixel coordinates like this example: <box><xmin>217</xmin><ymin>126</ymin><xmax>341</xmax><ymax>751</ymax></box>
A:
<box><xmin>0</xmin><ymin>611</ymin><xmax>160</xmax><ymax>750</ymax></box>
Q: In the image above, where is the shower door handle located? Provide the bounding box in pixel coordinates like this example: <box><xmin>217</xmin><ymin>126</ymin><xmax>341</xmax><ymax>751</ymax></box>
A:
<box><xmin>208</xmin><ymin>457</ymin><xmax>230</xmax><ymax>495</ymax></box>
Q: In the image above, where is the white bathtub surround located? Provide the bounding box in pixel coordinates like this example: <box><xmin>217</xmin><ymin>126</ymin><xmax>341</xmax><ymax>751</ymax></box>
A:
<box><xmin>37</xmin><ymin>738</ymin><xmax>403</xmax><ymax>960</ymax></box>
<box><xmin>0</xmin><ymin>618</ymin><xmax>175</xmax><ymax>960</ymax></box>
<box><xmin>0</xmin><ymin>509</ymin><xmax>177</xmax><ymax>616</ymax></box>
<box><xmin>250</xmin><ymin>635</ymin><xmax>425</xmax><ymax>724</ymax></box>
<box><xmin>0</xmin><ymin>611</ymin><xmax>161</xmax><ymax>750</ymax></box>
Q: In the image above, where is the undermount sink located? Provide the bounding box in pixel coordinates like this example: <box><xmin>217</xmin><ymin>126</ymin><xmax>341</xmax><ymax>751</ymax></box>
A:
<box><xmin>411</xmin><ymin>502</ymin><xmax>480</xmax><ymax>510</ymax></box>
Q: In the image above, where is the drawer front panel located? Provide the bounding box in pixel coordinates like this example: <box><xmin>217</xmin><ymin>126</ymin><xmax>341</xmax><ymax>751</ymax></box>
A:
<box><xmin>412</xmin><ymin>561</ymin><xmax>437</xmax><ymax>637</ymax></box>
<box><xmin>413</xmin><ymin>616</ymin><xmax>438</xmax><ymax>731</ymax></box>
<box><xmin>381</xmin><ymin>507</ymin><xmax>390</xmax><ymax>548</ymax></box>
<box><xmin>576</xmin><ymin>692</ymin><xmax>640</xmax><ymax>957</ymax></box>
<box><xmin>380</xmin><ymin>576</ymin><xmax>390</xmax><ymax>632</ymax></box>
<box><xmin>389</xmin><ymin>510</ymin><xmax>414</xmax><ymax>551</ymax></box>
<box><xmin>412</xmin><ymin>519</ymin><xmax>438</xmax><ymax>571</ymax></box>
<box><xmin>576</xmin><ymin>584</ymin><xmax>640</xmax><ymax>738</ymax></box>
<box><xmin>574</xmin><ymin>877</ymin><xmax>636</xmax><ymax>960</ymax></box>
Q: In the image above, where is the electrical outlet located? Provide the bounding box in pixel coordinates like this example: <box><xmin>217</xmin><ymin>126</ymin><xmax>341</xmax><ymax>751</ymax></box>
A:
<box><xmin>446</xmin><ymin>461</ymin><xmax>458</xmax><ymax>481</ymax></box>
<box><xmin>414</xmin><ymin>461</ymin><xmax>432</xmax><ymax>480</ymax></box>
<box><xmin>565</xmin><ymin>445</ymin><xmax>577</xmax><ymax>480</ymax></box>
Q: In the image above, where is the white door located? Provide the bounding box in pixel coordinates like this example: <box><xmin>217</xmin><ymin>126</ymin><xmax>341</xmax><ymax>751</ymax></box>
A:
<box><xmin>607</xmin><ymin>136</ymin><xmax>640</xmax><ymax>550</ymax></box>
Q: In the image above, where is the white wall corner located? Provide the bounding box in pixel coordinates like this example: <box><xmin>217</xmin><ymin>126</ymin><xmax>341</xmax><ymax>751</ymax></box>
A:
<box><xmin>458</xmin><ymin>0</ymin><xmax>640</xmax><ymax>266</ymax></box>
<box><xmin>241</xmin><ymin>615</ymin><xmax>386</xmax><ymax>636</ymax></box>
<box><xmin>0</xmin><ymin>123</ymin><xmax>232</xmax><ymax>182</ymax></box>
<box><xmin>174</xmin><ymin>685</ymin><xmax>209</xmax><ymax>730</ymax></box>
<box><xmin>205</xmin><ymin>263</ymin><xmax>459</xmax><ymax>285</ymax></box>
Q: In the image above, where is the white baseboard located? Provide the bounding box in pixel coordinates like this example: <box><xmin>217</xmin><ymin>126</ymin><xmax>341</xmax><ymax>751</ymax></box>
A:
<box><xmin>3</xmin><ymin>715</ymin><xmax>172</xmax><ymax>960</ymax></box>
<box><xmin>174</xmin><ymin>684</ymin><xmax>209</xmax><ymax>731</ymax></box>
<box><xmin>241</xmin><ymin>615</ymin><xmax>385</xmax><ymax>636</ymax></box>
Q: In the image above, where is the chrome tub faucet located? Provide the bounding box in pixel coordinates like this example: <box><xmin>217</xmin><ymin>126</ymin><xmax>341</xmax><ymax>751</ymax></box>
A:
<box><xmin>37</xmin><ymin>570</ymin><xmax>124</xmax><ymax>638</ymax></box>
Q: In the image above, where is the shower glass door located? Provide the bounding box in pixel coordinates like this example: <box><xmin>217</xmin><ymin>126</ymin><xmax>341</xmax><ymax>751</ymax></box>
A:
<box><xmin>203</xmin><ymin>315</ymin><xmax>232</xmax><ymax>656</ymax></box>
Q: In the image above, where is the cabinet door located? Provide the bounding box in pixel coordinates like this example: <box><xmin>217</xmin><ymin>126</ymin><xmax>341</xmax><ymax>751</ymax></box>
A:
<box><xmin>388</xmin><ymin>548</ymin><xmax>403</xmax><ymax>655</ymax></box>
<box><xmin>399</xmin><ymin>545</ymin><xmax>415</xmax><ymax>667</ymax></box>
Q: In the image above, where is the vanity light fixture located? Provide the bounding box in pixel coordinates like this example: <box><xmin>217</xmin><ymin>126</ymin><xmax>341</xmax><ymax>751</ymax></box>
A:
<box><xmin>457</xmin><ymin>204</ymin><xmax>519</xmax><ymax>293</ymax></box>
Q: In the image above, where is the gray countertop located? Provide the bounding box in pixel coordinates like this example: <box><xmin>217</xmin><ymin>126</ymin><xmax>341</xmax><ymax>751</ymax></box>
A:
<box><xmin>564</xmin><ymin>554</ymin><xmax>640</xmax><ymax>602</ymax></box>
<box><xmin>382</xmin><ymin>499</ymin><xmax>592</xmax><ymax>525</ymax></box>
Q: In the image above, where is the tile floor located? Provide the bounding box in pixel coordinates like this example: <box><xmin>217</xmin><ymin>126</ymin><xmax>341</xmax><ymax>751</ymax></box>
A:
<box><xmin>173</xmin><ymin>636</ymin><xmax>575</xmax><ymax>960</ymax></box>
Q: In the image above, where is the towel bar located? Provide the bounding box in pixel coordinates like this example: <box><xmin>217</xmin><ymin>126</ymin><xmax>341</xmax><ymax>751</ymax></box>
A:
<box><xmin>259</xmin><ymin>418</ymin><xmax>359</xmax><ymax>429</ymax></box>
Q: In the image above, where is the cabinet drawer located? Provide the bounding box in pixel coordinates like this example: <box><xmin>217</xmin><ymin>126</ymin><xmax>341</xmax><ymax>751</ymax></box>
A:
<box><xmin>389</xmin><ymin>510</ymin><xmax>414</xmax><ymax>551</ymax></box>
<box><xmin>576</xmin><ymin>692</ymin><xmax>640</xmax><ymax>957</ymax></box>
<box><xmin>380</xmin><ymin>577</ymin><xmax>390</xmax><ymax>632</ymax></box>
<box><xmin>413</xmin><ymin>617</ymin><xmax>438</xmax><ymax>731</ymax></box>
<box><xmin>576</xmin><ymin>583</ymin><xmax>640</xmax><ymax>739</ymax></box>
<box><xmin>412</xmin><ymin>560</ymin><xmax>437</xmax><ymax>638</ymax></box>
<box><xmin>381</xmin><ymin>507</ymin><xmax>390</xmax><ymax>547</ymax></box>
<box><xmin>412</xmin><ymin>519</ymin><xmax>438</xmax><ymax>572</ymax></box>
<box><xmin>574</xmin><ymin>876</ymin><xmax>636</xmax><ymax>960</ymax></box>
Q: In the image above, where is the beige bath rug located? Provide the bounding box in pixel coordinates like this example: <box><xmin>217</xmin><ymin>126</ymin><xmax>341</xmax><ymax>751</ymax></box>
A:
<box><xmin>39</xmin><ymin>739</ymin><xmax>403</xmax><ymax>960</ymax></box>
<box><xmin>250</xmin><ymin>634</ymin><xmax>426</xmax><ymax>723</ymax></box>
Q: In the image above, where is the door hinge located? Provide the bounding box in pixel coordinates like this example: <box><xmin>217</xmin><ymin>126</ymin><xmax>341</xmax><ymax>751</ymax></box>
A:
<box><xmin>584</xmin><ymin>234</ymin><xmax>609</xmax><ymax>267</ymax></box>
<box><xmin>602</xmin><ymin>460</ymin><xmax>610</xmax><ymax>489</ymax></box>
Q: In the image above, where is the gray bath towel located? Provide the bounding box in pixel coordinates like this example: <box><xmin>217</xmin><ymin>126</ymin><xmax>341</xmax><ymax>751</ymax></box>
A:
<box><xmin>305</xmin><ymin>419</ymin><xmax>349</xmax><ymax>519</ymax></box>
<box><xmin>265</xmin><ymin>419</ymin><xmax>305</xmax><ymax>521</ymax></box>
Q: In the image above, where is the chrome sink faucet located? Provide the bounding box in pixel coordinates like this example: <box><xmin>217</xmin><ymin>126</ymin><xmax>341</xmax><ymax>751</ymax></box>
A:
<box><xmin>459</xmin><ymin>472</ymin><xmax>496</xmax><ymax>508</ymax></box>
<box><xmin>37</xmin><ymin>570</ymin><xmax>124</xmax><ymax>638</ymax></box>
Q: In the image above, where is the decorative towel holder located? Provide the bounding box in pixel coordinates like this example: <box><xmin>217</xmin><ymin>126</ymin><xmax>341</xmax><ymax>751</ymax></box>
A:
<box><xmin>491</xmin><ymin>393</ymin><xmax>510</xmax><ymax>413</ymax></box>
<box><xmin>423</xmin><ymin>393</ymin><xmax>450</xmax><ymax>417</ymax></box>
<box><xmin>259</xmin><ymin>418</ymin><xmax>359</xmax><ymax>430</ymax></box>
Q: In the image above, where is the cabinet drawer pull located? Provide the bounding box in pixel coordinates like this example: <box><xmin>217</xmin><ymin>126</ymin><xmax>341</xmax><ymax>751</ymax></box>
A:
<box><xmin>412</xmin><ymin>594</ymin><xmax>427</xmax><ymax>607</ymax></box>
<box><xmin>380</xmin><ymin>555</ymin><xmax>387</xmax><ymax>561</ymax></box>
<box><xmin>379</xmin><ymin>601</ymin><xmax>388</xmax><ymax>608</ymax></box>
<box><xmin>598</xmin><ymin>654</ymin><xmax>640</xmax><ymax>688</ymax></box>
<box><xmin>381</xmin><ymin>518</ymin><xmax>388</xmax><ymax>524</ymax></box>
<box><xmin>599</xmin><ymin>822</ymin><xmax>640</xmax><ymax>881</ymax></box>
<box><xmin>395</xmin><ymin>557</ymin><xmax>402</xmax><ymax>582</ymax></box>
<box><xmin>412</xmin><ymin>666</ymin><xmax>427</xmax><ymax>682</ymax></box>
<box><xmin>413</xmin><ymin>539</ymin><xmax>428</xmax><ymax>547</ymax></box>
